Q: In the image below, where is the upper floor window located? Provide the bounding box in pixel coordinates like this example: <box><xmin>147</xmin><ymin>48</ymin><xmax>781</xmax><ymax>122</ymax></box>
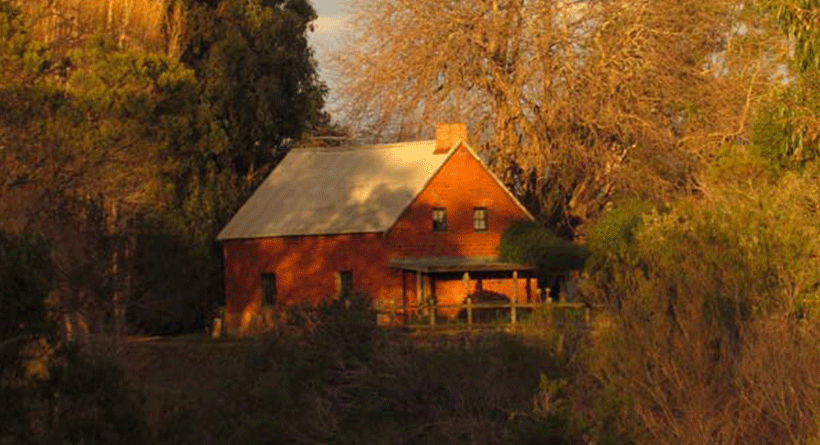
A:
<box><xmin>261</xmin><ymin>272</ymin><xmax>277</xmax><ymax>306</ymax></box>
<box><xmin>473</xmin><ymin>207</ymin><xmax>488</xmax><ymax>232</ymax></box>
<box><xmin>432</xmin><ymin>207</ymin><xmax>447</xmax><ymax>233</ymax></box>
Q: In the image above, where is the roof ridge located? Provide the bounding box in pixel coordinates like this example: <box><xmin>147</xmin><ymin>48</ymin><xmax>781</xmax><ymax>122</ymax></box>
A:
<box><xmin>294</xmin><ymin>140</ymin><xmax>435</xmax><ymax>152</ymax></box>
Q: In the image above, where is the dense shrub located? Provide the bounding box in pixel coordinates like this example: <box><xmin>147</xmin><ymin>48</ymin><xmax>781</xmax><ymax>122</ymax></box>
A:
<box><xmin>583</xmin><ymin>200</ymin><xmax>655</xmax><ymax>308</ymax></box>
<box><xmin>582</xmin><ymin>167</ymin><xmax>820</xmax><ymax>445</ymax></box>
<box><xmin>223</xmin><ymin>333</ymin><xmax>580</xmax><ymax>445</ymax></box>
<box><xmin>4</xmin><ymin>345</ymin><xmax>151</xmax><ymax>445</ymax></box>
<box><xmin>499</xmin><ymin>220</ymin><xmax>588</xmax><ymax>280</ymax></box>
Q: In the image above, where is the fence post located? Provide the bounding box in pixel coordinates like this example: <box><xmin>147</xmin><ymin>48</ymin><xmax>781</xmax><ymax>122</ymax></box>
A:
<box><xmin>429</xmin><ymin>298</ymin><xmax>436</xmax><ymax>326</ymax></box>
<box><xmin>417</xmin><ymin>271</ymin><xmax>424</xmax><ymax>316</ymax></box>
<box><xmin>511</xmin><ymin>270</ymin><xmax>518</xmax><ymax>325</ymax></box>
<box><xmin>467</xmin><ymin>297</ymin><xmax>473</xmax><ymax>326</ymax></box>
<box><xmin>545</xmin><ymin>295</ymin><xmax>553</xmax><ymax>327</ymax></box>
<box><xmin>390</xmin><ymin>298</ymin><xmax>396</xmax><ymax>326</ymax></box>
<box><xmin>511</xmin><ymin>297</ymin><xmax>517</xmax><ymax>325</ymax></box>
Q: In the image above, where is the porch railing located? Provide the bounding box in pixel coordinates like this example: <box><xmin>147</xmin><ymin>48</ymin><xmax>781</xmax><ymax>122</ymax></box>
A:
<box><xmin>377</xmin><ymin>298</ymin><xmax>590</xmax><ymax>328</ymax></box>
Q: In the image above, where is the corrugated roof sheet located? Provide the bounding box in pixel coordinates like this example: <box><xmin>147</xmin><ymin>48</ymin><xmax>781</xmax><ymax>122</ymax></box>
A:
<box><xmin>217</xmin><ymin>140</ymin><xmax>450</xmax><ymax>240</ymax></box>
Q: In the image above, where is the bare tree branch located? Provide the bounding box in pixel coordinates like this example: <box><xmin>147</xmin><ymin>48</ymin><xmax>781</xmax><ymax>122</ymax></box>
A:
<box><xmin>335</xmin><ymin>0</ymin><xmax>786</xmax><ymax>232</ymax></box>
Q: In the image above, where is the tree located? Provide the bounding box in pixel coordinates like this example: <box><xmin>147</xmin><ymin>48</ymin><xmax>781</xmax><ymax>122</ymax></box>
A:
<box><xmin>752</xmin><ymin>74</ymin><xmax>820</xmax><ymax>167</ymax></box>
<box><xmin>109</xmin><ymin>0</ymin><xmax>328</xmax><ymax>334</ymax></box>
<box><xmin>180</xmin><ymin>0</ymin><xmax>326</xmax><ymax>180</ymax></box>
<box><xmin>0</xmin><ymin>228</ymin><xmax>151</xmax><ymax>445</ymax></box>
<box><xmin>0</xmin><ymin>231</ymin><xmax>51</xmax><ymax>443</ymax></box>
<box><xmin>0</xmin><ymin>0</ymin><xmax>201</xmax><ymax>338</ymax></box>
<box><xmin>335</xmin><ymin>0</ymin><xmax>785</xmax><ymax>234</ymax></box>
<box><xmin>0</xmin><ymin>0</ymin><xmax>331</xmax><ymax>336</ymax></box>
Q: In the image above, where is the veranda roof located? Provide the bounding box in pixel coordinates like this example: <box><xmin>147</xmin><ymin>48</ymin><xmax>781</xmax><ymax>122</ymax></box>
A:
<box><xmin>389</xmin><ymin>256</ymin><xmax>534</xmax><ymax>273</ymax></box>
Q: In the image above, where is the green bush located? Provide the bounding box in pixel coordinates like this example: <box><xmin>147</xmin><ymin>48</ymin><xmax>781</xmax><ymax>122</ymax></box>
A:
<box><xmin>585</xmin><ymin>200</ymin><xmax>653</xmax><ymax>267</ymax></box>
<box><xmin>499</xmin><ymin>220</ymin><xmax>588</xmax><ymax>280</ymax></box>
<box><xmin>583</xmin><ymin>200</ymin><xmax>655</xmax><ymax>307</ymax></box>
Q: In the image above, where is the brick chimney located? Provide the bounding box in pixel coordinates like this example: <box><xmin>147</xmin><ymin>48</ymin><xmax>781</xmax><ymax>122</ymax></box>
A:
<box><xmin>434</xmin><ymin>123</ymin><xmax>467</xmax><ymax>154</ymax></box>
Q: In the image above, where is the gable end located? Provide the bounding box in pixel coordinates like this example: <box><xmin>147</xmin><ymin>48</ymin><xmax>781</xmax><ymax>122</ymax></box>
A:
<box><xmin>385</xmin><ymin>140</ymin><xmax>534</xmax><ymax>235</ymax></box>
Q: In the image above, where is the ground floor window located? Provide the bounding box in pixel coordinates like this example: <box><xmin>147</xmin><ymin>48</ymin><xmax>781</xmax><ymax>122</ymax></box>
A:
<box><xmin>338</xmin><ymin>270</ymin><xmax>353</xmax><ymax>298</ymax></box>
<box><xmin>261</xmin><ymin>273</ymin><xmax>277</xmax><ymax>306</ymax></box>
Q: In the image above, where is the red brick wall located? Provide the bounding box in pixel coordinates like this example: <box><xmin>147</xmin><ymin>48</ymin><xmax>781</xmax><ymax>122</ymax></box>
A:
<box><xmin>386</xmin><ymin>143</ymin><xmax>528</xmax><ymax>256</ymax></box>
<box><xmin>222</xmin><ymin>144</ymin><xmax>534</xmax><ymax>334</ymax></box>
<box><xmin>222</xmin><ymin>233</ymin><xmax>398</xmax><ymax>332</ymax></box>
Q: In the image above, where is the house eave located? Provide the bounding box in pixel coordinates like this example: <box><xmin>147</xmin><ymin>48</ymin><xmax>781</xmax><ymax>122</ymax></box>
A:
<box><xmin>217</xmin><ymin>229</ymin><xmax>386</xmax><ymax>242</ymax></box>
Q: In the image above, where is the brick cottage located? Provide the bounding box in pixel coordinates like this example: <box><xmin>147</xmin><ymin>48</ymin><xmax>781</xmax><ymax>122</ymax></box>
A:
<box><xmin>217</xmin><ymin>124</ymin><xmax>539</xmax><ymax>334</ymax></box>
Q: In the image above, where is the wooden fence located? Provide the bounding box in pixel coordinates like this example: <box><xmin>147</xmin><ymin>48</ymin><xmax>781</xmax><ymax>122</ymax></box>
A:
<box><xmin>377</xmin><ymin>298</ymin><xmax>590</xmax><ymax>328</ymax></box>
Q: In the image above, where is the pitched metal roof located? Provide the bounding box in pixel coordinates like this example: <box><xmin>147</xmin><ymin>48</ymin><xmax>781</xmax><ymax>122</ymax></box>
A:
<box><xmin>216</xmin><ymin>139</ymin><xmax>534</xmax><ymax>240</ymax></box>
<box><xmin>217</xmin><ymin>140</ymin><xmax>448</xmax><ymax>240</ymax></box>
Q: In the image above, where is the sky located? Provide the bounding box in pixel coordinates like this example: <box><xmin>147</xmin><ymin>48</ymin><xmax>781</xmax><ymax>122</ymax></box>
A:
<box><xmin>308</xmin><ymin>0</ymin><xmax>352</xmax><ymax>113</ymax></box>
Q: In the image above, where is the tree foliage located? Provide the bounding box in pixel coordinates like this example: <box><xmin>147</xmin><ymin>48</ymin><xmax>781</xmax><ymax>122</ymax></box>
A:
<box><xmin>583</xmin><ymin>200</ymin><xmax>654</xmax><ymax>307</ymax></box>
<box><xmin>764</xmin><ymin>0</ymin><xmax>820</xmax><ymax>71</ymax></box>
<box><xmin>0</xmin><ymin>2</ymin><xmax>199</xmax><ymax>333</ymax></box>
<box><xmin>180</xmin><ymin>0</ymin><xmax>326</xmax><ymax>178</ymax></box>
<box><xmin>751</xmin><ymin>0</ymin><xmax>820</xmax><ymax>170</ymax></box>
<box><xmin>752</xmin><ymin>74</ymin><xmax>820</xmax><ymax>168</ymax></box>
